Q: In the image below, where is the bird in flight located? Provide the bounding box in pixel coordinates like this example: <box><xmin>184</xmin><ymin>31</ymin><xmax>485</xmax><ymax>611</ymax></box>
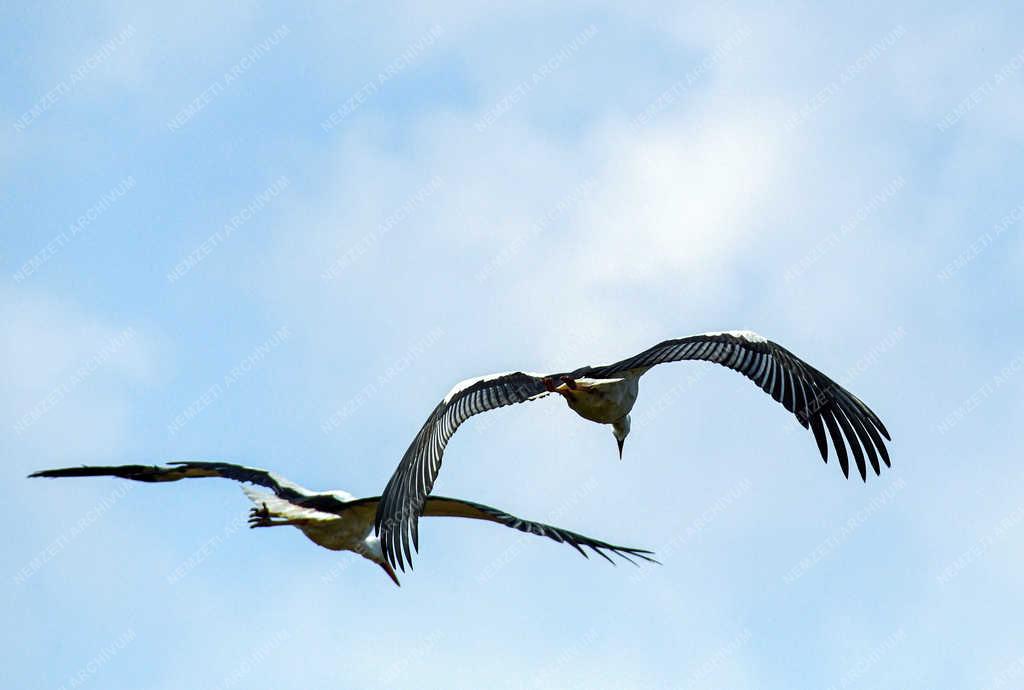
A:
<box><xmin>30</xmin><ymin>461</ymin><xmax>657</xmax><ymax>586</ymax></box>
<box><xmin>376</xmin><ymin>330</ymin><xmax>892</xmax><ymax>570</ymax></box>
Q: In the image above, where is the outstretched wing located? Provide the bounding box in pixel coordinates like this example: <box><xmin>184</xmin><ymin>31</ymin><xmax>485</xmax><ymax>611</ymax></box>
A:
<box><xmin>29</xmin><ymin>460</ymin><xmax>319</xmax><ymax>503</ymax></box>
<box><xmin>582</xmin><ymin>330</ymin><xmax>892</xmax><ymax>481</ymax></box>
<box><xmin>375</xmin><ymin>372</ymin><xmax>552</xmax><ymax>570</ymax></box>
<box><xmin>341</xmin><ymin>495</ymin><xmax>655</xmax><ymax>565</ymax></box>
<box><xmin>421</xmin><ymin>496</ymin><xmax>657</xmax><ymax>565</ymax></box>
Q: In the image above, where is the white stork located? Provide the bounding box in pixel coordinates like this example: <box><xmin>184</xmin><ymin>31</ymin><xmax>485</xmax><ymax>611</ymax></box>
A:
<box><xmin>30</xmin><ymin>461</ymin><xmax>656</xmax><ymax>586</ymax></box>
<box><xmin>376</xmin><ymin>330</ymin><xmax>892</xmax><ymax>570</ymax></box>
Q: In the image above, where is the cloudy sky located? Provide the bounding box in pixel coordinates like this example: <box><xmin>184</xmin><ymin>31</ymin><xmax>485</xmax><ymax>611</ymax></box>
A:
<box><xmin>4</xmin><ymin>1</ymin><xmax>1023</xmax><ymax>688</ymax></box>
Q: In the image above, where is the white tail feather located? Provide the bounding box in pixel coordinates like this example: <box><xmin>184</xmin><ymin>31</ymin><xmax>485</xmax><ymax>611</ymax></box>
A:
<box><xmin>240</xmin><ymin>486</ymin><xmax>337</xmax><ymax>522</ymax></box>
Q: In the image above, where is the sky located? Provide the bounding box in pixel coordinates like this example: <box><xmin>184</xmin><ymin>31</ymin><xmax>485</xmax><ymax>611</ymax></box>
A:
<box><xmin>3</xmin><ymin>1</ymin><xmax>1023</xmax><ymax>687</ymax></box>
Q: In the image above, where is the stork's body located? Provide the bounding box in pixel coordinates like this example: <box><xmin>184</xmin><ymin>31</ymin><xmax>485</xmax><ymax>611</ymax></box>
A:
<box><xmin>376</xmin><ymin>329</ymin><xmax>894</xmax><ymax>570</ymax></box>
<box><xmin>30</xmin><ymin>460</ymin><xmax>656</xmax><ymax>586</ymax></box>
<box><xmin>243</xmin><ymin>486</ymin><xmax>373</xmax><ymax>551</ymax></box>
<box><xmin>279</xmin><ymin>510</ymin><xmax>368</xmax><ymax>552</ymax></box>
<box><xmin>555</xmin><ymin>375</ymin><xmax>639</xmax><ymax>423</ymax></box>
<box><xmin>548</xmin><ymin>374</ymin><xmax>640</xmax><ymax>455</ymax></box>
<box><xmin>292</xmin><ymin>519</ymin><xmax>370</xmax><ymax>553</ymax></box>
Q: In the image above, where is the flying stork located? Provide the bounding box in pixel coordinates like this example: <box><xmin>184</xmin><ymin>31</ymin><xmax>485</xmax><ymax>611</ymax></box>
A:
<box><xmin>375</xmin><ymin>330</ymin><xmax>892</xmax><ymax>570</ymax></box>
<box><xmin>30</xmin><ymin>460</ymin><xmax>656</xmax><ymax>586</ymax></box>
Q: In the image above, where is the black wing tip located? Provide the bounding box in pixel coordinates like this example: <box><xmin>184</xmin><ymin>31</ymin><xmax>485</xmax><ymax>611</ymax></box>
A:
<box><xmin>582</xmin><ymin>543</ymin><xmax>659</xmax><ymax>566</ymax></box>
<box><xmin>615</xmin><ymin>547</ymin><xmax>660</xmax><ymax>566</ymax></box>
<box><xmin>830</xmin><ymin>430</ymin><xmax>888</xmax><ymax>478</ymax></box>
<box><xmin>566</xmin><ymin>541</ymin><xmax>589</xmax><ymax>559</ymax></box>
<box><xmin>385</xmin><ymin>524</ymin><xmax>417</xmax><ymax>573</ymax></box>
<box><xmin>28</xmin><ymin>466</ymin><xmax>101</xmax><ymax>479</ymax></box>
<box><xmin>401</xmin><ymin>527</ymin><xmax>414</xmax><ymax>570</ymax></box>
<box><xmin>388</xmin><ymin>533</ymin><xmax>406</xmax><ymax>572</ymax></box>
<box><xmin>388</xmin><ymin>544</ymin><xmax>403</xmax><ymax>572</ymax></box>
<box><xmin>768</xmin><ymin>345</ymin><xmax>893</xmax><ymax>480</ymax></box>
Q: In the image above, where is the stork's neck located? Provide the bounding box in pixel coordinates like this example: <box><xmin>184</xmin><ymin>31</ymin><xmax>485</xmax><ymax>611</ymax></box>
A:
<box><xmin>612</xmin><ymin>414</ymin><xmax>631</xmax><ymax>440</ymax></box>
<box><xmin>360</xmin><ymin>536</ymin><xmax>401</xmax><ymax>586</ymax></box>
<box><xmin>359</xmin><ymin>534</ymin><xmax>386</xmax><ymax>564</ymax></box>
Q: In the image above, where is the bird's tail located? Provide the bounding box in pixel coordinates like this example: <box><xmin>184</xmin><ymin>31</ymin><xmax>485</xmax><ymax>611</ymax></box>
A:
<box><xmin>240</xmin><ymin>486</ymin><xmax>336</xmax><ymax>522</ymax></box>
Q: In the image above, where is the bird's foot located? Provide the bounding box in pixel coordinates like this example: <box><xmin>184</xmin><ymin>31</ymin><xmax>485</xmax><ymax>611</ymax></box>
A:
<box><xmin>248</xmin><ymin>503</ymin><xmax>274</xmax><ymax>528</ymax></box>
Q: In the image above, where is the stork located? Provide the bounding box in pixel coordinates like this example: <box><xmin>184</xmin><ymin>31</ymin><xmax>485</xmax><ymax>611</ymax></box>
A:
<box><xmin>376</xmin><ymin>330</ymin><xmax>892</xmax><ymax>570</ymax></box>
<box><xmin>30</xmin><ymin>460</ymin><xmax>656</xmax><ymax>586</ymax></box>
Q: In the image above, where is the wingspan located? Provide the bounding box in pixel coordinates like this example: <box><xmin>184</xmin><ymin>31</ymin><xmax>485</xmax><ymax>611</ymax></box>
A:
<box><xmin>421</xmin><ymin>496</ymin><xmax>657</xmax><ymax>565</ymax></box>
<box><xmin>30</xmin><ymin>461</ymin><xmax>324</xmax><ymax>503</ymax></box>
<box><xmin>583</xmin><ymin>330</ymin><xmax>892</xmax><ymax>481</ymax></box>
<box><xmin>350</xmin><ymin>493</ymin><xmax>657</xmax><ymax>565</ymax></box>
<box><xmin>375</xmin><ymin>331</ymin><xmax>892</xmax><ymax>570</ymax></box>
<box><xmin>374</xmin><ymin>372</ymin><xmax>551</xmax><ymax>570</ymax></box>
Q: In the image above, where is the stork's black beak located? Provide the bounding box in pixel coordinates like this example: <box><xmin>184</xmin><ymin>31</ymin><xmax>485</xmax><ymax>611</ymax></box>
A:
<box><xmin>616</xmin><ymin>437</ymin><xmax>624</xmax><ymax>459</ymax></box>
<box><xmin>380</xmin><ymin>561</ymin><xmax>401</xmax><ymax>587</ymax></box>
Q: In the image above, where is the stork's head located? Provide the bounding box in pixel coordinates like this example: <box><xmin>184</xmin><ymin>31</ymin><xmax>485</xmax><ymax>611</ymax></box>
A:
<box><xmin>359</xmin><ymin>535</ymin><xmax>400</xmax><ymax>587</ymax></box>
<box><xmin>612</xmin><ymin>415</ymin><xmax>631</xmax><ymax>459</ymax></box>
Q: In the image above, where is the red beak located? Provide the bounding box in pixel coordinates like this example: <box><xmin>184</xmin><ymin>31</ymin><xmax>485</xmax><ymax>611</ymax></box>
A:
<box><xmin>380</xmin><ymin>561</ymin><xmax>401</xmax><ymax>587</ymax></box>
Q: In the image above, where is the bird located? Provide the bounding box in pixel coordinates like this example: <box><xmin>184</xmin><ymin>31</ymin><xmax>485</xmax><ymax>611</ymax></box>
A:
<box><xmin>28</xmin><ymin>460</ymin><xmax>656</xmax><ymax>586</ymax></box>
<box><xmin>376</xmin><ymin>330</ymin><xmax>892</xmax><ymax>570</ymax></box>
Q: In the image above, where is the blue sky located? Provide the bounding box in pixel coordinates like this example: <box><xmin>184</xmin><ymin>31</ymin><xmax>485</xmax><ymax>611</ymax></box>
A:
<box><xmin>4</xmin><ymin>1</ymin><xmax>1023</xmax><ymax>687</ymax></box>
